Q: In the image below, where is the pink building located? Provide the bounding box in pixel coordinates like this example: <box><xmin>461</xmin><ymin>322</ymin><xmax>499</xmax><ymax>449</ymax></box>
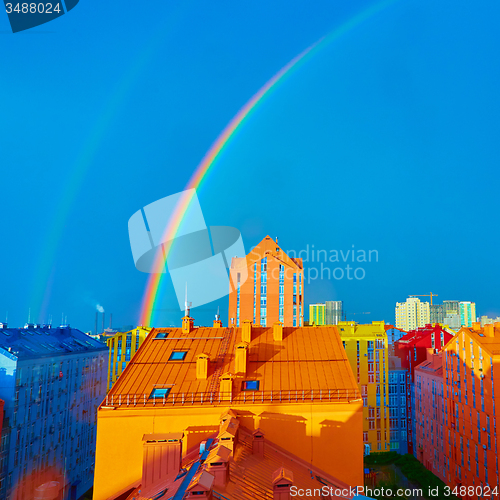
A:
<box><xmin>414</xmin><ymin>351</ymin><xmax>447</xmax><ymax>482</ymax></box>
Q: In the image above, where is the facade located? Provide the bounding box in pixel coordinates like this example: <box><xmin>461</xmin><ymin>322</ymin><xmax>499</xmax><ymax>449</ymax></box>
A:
<box><xmin>93</xmin><ymin>317</ymin><xmax>363</xmax><ymax>500</ymax></box>
<box><xmin>0</xmin><ymin>324</ymin><xmax>108</xmax><ymax>500</ymax></box>
<box><xmin>430</xmin><ymin>304</ymin><xmax>446</xmax><ymax>325</ymax></box>
<box><xmin>394</xmin><ymin>324</ymin><xmax>454</xmax><ymax>455</ymax></box>
<box><xmin>228</xmin><ymin>236</ymin><xmax>304</xmax><ymax>327</ymax></box>
<box><xmin>337</xmin><ymin>321</ymin><xmax>390</xmax><ymax>454</ymax></box>
<box><xmin>443</xmin><ymin>301</ymin><xmax>461</xmax><ymax>330</ymax></box>
<box><xmin>326</xmin><ymin>301</ymin><xmax>343</xmax><ymax>325</ymax></box>
<box><xmin>459</xmin><ymin>302</ymin><xmax>477</xmax><ymax>328</ymax></box>
<box><xmin>388</xmin><ymin>368</ymin><xmax>408</xmax><ymax>454</ymax></box>
<box><xmin>106</xmin><ymin>327</ymin><xmax>152</xmax><ymax>391</ymax></box>
<box><xmin>309</xmin><ymin>304</ymin><xmax>326</xmax><ymax>326</ymax></box>
<box><xmin>443</xmin><ymin>322</ymin><xmax>500</xmax><ymax>492</ymax></box>
<box><xmin>395</xmin><ymin>298</ymin><xmax>430</xmax><ymax>331</ymax></box>
<box><xmin>414</xmin><ymin>351</ymin><xmax>446</xmax><ymax>482</ymax></box>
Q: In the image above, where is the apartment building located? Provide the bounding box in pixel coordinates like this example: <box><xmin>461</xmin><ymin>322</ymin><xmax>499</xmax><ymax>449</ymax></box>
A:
<box><xmin>395</xmin><ymin>298</ymin><xmax>430</xmax><ymax>331</ymax></box>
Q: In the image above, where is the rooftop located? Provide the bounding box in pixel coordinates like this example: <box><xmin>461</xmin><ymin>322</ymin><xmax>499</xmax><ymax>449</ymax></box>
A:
<box><xmin>102</xmin><ymin>324</ymin><xmax>360</xmax><ymax>408</ymax></box>
<box><xmin>123</xmin><ymin>414</ymin><xmax>363</xmax><ymax>500</ymax></box>
<box><xmin>452</xmin><ymin>323</ymin><xmax>500</xmax><ymax>356</ymax></box>
<box><xmin>0</xmin><ymin>325</ymin><xmax>107</xmax><ymax>359</ymax></box>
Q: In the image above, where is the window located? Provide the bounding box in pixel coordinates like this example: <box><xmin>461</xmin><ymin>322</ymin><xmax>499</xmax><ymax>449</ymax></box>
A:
<box><xmin>169</xmin><ymin>351</ymin><xmax>187</xmax><ymax>361</ymax></box>
<box><xmin>242</xmin><ymin>380</ymin><xmax>260</xmax><ymax>391</ymax></box>
<box><xmin>149</xmin><ymin>388</ymin><xmax>171</xmax><ymax>399</ymax></box>
<box><xmin>155</xmin><ymin>331</ymin><xmax>170</xmax><ymax>339</ymax></box>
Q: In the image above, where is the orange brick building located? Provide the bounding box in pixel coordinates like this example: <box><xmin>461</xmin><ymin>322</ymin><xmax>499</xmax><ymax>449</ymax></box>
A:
<box><xmin>93</xmin><ymin>316</ymin><xmax>363</xmax><ymax>500</ymax></box>
<box><xmin>443</xmin><ymin>322</ymin><xmax>500</xmax><ymax>493</ymax></box>
<box><xmin>228</xmin><ymin>236</ymin><xmax>304</xmax><ymax>327</ymax></box>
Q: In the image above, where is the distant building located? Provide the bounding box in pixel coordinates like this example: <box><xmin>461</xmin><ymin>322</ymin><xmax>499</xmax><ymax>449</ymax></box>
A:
<box><xmin>414</xmin><ymin>351</ymin><xmax>446</xmax><ymax>482</ymax></box>
<box><xmin>338</xmin><ymin>321</ymin><xmax>390</xmax><ymax>454</ymax></box>
<box><xmin>393</xmin><ymin>324</ymin><xmax>454</xmax><ymax>456</ymax></box>
<box><xmin>325</xmin><ymin>301</ymin><xmax>343</xmax><ymax>325</ymax></box>
<box><xmin>480</xmin><ymin>315</ymin><xmax>500</xmax><ymax>327</ymax></box>
<box><xmin>0</xmin><ymin>324</ymin><xmax>108</xmax><ymax>500</ymax></box>
<box><xmin>93</xmin><ymin>317</ymin><xmax>363</xmax><ymax>499</ymax></box>
<box><xmin>395</xmin><ymin>298</ymin><xmax>430</xmax><ymax>331</ymax></box>
<box><xmin>309</xmin><ymin>304</ymin><xmax>326</xmax><ymax>326</ymax></box>
<box><xmin>430</xmin><ymin>304</ymin><xmax>446</xmax><ymax>325</ymax></box>
<box><xmin>228</xmin><ymin>236</ymin><xmax>304</xmax><ymax>327</ymax></box>
<box><xmin>459</xmin><ymin>301</ymin><xmax>476</xmax><ymax>327</ymax></box>
<box><xmin>106</xmin><ymin>327</ymin><xmax>153</xmax><ymax>391</ymax></box>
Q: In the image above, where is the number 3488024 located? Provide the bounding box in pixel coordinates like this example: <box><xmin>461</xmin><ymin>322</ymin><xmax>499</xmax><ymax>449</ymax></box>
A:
<box><xmin>5</xmin><ymin>3</ymin><xmax>62</xmax><ymax>14</ymax></box>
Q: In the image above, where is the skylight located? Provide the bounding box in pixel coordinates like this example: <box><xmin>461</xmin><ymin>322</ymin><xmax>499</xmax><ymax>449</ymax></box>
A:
<box><xmin>242</xmin><ymin>380</ymin><xmax>260</xmax><ymax>391</ymax></box>
<box><xmin>169</xmin><ymin>351</ymin><xmax>187</xmax><ymax>361</ymax></box>
<box><xmin>155</xmin><ymin>331</ymin><xmax>170</xmax><ymax>339</ymax></box>
<box><xmin>149</xmin><ymin>388</ymin><xmax>171</xmax><ymax>399</ymax></box>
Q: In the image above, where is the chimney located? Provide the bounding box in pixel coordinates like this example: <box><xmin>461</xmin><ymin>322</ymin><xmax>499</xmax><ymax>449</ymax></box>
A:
<box><xmin>242</xmin><ymin>320</ymin><xmax>252</xmax><ymax>343</ymax></box>
<box><xmin>235</xmin><ymin>342</ymin><xmax>249</xmax><ymax>374</ymax></box>
<box><xmin>273</xmin><ymin>321</ymin><xmax>283</xmax><ymax>342</ymax></box>
<box><xmin>472</xmin><ymin>321</ymin><xmax>481</xmax><ymax>330</ymax></box>
<box><xmin>205</xmin><ymin>445</ymin><xmax>231</xmax><ymax>487</ymax></box>
<box><xmin>252</xmin><ymin>428</ymin><xmax>265</xmax><ymax>457</ymax></box>
<box><xmin>142</xmin><ymin>433</ymin><xmax>183</xmax><ymax>491</ymax></box>
<box><xmin>218</xmin><ymin>417</ymin><xmax>239</xmax><ymax>452</ymax></box>
<box><xmin>213</xmin><ymin>308</ymin><xmax>223</xmax><ymax>328</ymax></box>
<box><xmin>186</xmin><ymin>470</ymin><xmax>214</xmax><ymax>498</ymax></box>
<box><xmin>219</xmin><ymin>409</ymin><xmax>237</xmax><ymax>424</ymax></box>
<box><xmin>196</xmin><ymin>353</ymin><xmax>209</xmax><ymax>380</ymax></box>
<box><xmin>182</xmin><ymin>315</ymin><xmax>194</xmax><ymax>334</ymax></box>
<box><xmin>484</xmin><ymin>324</ymin><xmax>495</xmax><ymax>338</ymax></box>
<box><xmin>272</xmin><ymin>467</ymin><xmax>294</xmax><ymax>500</ymax></box>
<box><xmin>219</xmin><ymin>373</ymin><xmax>234</xmax><ymax>401</ymax></box>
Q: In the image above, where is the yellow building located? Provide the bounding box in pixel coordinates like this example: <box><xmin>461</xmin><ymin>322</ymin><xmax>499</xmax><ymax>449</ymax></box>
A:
<box><xmin>395</xmin><ymin>297</ymin><xmax>430</xmax><ymax>331</ymax></box>
<box><xmin>309</xmin><ymin>303</ymin><xmax>326</xmax><ymax>325</ymax></box>
<box><xmin>93</xmin><ymin>318</ymin><xmax>363</xmax><ymax>500</ymax></box>
<box><xmin>106</xmin><ymin>326</ymin><xmax>152</xmax><ymax>391</ymax></box>
<box><xmin>337</xmin><ymin>321</ymin><xmax>390</xmax><ymax>453</ymax></box>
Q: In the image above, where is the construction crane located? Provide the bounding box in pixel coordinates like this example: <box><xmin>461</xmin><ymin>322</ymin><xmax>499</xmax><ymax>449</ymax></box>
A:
<box><xmin>409</xmin><ymin>293</ymin><xmax>438</xmax><ymax>305</ymax></box>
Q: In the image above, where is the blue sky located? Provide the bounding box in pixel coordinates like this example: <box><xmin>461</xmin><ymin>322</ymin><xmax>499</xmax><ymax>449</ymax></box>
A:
<box><xmin>1</xmin><ymin>0</ymin><xmax>499</xmax><ymax>331</ymax></box>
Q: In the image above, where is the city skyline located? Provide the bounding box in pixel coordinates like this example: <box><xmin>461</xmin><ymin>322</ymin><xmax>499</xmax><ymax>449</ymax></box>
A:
<box><xmin>2</xmin><ymin>0</ymin><xmax>500</xmax><ymax>332</ymax></box>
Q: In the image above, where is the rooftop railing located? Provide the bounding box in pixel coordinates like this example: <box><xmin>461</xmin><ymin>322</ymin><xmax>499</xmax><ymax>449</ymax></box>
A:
<box><xmin>102</xmin><ymin>388</ymin><xmax>361</xmax><ymax>408</ymax></box>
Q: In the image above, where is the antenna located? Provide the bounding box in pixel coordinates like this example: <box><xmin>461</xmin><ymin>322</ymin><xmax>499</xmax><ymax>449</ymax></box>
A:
<box><xmin>215</xmin><ymin>306</ymin><xmax>220</xmax><ymax>322</ymax></box>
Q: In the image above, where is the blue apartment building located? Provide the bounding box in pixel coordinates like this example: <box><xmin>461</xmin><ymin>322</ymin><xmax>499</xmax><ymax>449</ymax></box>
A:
<box><xmin>388</xmin><ymin>367</ymin><xmax>409</xmax><ymax>454</ymax></box>
<box><xmin>0</xmin><ymin>323</ymin><xmax>108</xmax><ymax>500</ymax></box>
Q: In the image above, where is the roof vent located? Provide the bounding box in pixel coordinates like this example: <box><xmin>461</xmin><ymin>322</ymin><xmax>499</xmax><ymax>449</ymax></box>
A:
<box><xmin>272</xmin><ymin>467</ymin><xmax>294</xmax><ymax>500</ymax></box>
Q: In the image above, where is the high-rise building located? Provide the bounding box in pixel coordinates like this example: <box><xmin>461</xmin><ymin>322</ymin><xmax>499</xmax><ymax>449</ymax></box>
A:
<box><xmin>481</xmin><ymin>315</ymin><xmax>500</xmax><ymax>327</ymax></box>
<box><xmin>228</xmin><ymin>236</ymin><xmax>304</xmax><ymax>327</ymax></box>
<box><xmin>93</xmin><ymin>316</ymin><xmax>363</xmax><ymax>499</ymax></box>
<box><xmin>443</xmin><ymin>322</ymin><xmax>500</xmax><ymax>489</ymax></box>
<box><xmin>459</xmin><ymin>301</ymin><xmax>476</xmax><ymax>328</ymax></box>
<box><xmin>414</xmin><ymin>351</ymin><xmax>446</xmax><ymax>482</ymax></box>
<box><xmin>106</xmin><ymin>326</ymin><xmax>152</xmax><ymax>391</ymax></box>
<box><xmin>337</xmin><ymin>321</ymin><xmax>390</xmax><ymax>454</ymax></box>
<box><xmin>393</xmin><ymin>324</ymin><xmax>454</xmax><ymax>455</ymax></box>
<box><xmin>395</xmin><ymin>297</ymin><xmax>430</xmax><ymax>331</ymax></box>
<box><xmin>309</xmin><ymin>304</ymin><xmax>326</xmax><ymax>326</ymax></box>
<box><xmin>326</xmin><ymin>300</ymin><xmax>343</xmax><ymax>325</ymax></box>
<box><xmin>0</xmin><ymin>324</ymin><xmax>108</xmax><ymax>500</ymax></box>
<box><xmin>430</xmin><ymin>304</ymin><xmax>446</xmax><ymax>324</ymax></box>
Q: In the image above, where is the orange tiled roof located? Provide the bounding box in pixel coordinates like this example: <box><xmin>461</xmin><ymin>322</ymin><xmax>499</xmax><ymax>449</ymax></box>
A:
<box><xmin>102</xmin><ymin>325</ymin><xmax>360</xmax><ymax>408</ymax></box>
<box><xmin>124</xmin><ymin>423</ymin><xmax>357</xmax><ymax>500</ymax></box>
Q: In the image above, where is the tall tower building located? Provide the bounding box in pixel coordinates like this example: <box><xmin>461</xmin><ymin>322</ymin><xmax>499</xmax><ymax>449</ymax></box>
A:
<box><xmin>228</xmin><ymin>236</ymin><xmax>304</xmax><ymax>327</ymax></box>
<box><xmin>395</xmin><ymin>297</ymin><xmax>430</xmax><ymax>331</ymax></box>
<box><xmin>459</xmin><ymin>301</ymin><xmax>476</xmax><ymax>327</ymax></box>
<box><xmin>326</xmin><ymin>300</ymin><xmax>343</xmax><ymax>325</ymax></box>
<box><xmin>309</xmin><ymin>304</ymin><xmax>326</xmax><ymax>326</ymax></box>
